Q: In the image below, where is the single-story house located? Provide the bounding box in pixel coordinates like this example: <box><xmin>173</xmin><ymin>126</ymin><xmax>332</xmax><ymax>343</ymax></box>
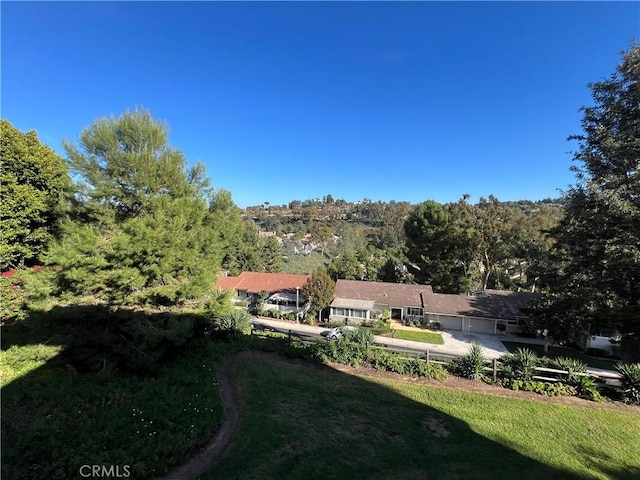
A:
<box><xmin>329</xmin><ymin>279</ymin><xmax>536</xmax><ymax>334</ymax></box>
<box><xmin>216</xmin><ymin>271</ymin><xmax>310</xmax><ymax>314</ymax></box>
<box><xmin>329</xmin><ymin>280</ymin><xmax>434</xmax><ymax>323</ymax></box>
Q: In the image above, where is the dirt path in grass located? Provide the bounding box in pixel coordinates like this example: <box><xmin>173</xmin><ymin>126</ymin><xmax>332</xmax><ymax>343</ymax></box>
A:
<box><xmin>158</xmin><ymin>350</ymin><xmax>639</xmax><ymax>480</ymax></box>
<box><xmin>156</xmin><ymin>354</ymin><xmax>241</xmax><ymax>480</ymax></box>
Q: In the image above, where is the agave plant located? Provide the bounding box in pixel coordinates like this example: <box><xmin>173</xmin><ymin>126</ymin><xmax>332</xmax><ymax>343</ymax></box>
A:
<box><xmin>553</xmin><ymin>357</ymin><xmax>588</xmax><ymax>383</ymax></box>
<box><xmin>501</xmin><ymin>348</ymin><xmax>539</xmax><ymax>381</ymax></box>
<box><xmin>211</xmin><ymin>309</ymin><xmax>251</xmax><ymax>340</ymax></box>
<box><xmin>615</xmin><ymin>363</ymin><xmax>640</xmax><ymax>405</ymax></box>
<box><xmin>453</xmin><ymin>343</ymin><xmax>487</xmax><ymax>381</ymax></box>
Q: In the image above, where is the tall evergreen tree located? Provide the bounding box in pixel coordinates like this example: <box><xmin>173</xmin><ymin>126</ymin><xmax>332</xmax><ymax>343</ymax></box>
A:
<box><xmin>404</xmin><ymin>200</ymin><xmax>471</xmax><ymax>293</ymax></box>
<box><xmin>528</xmin><ymin>45</ymin><xmax>640</xmax><ymax>361</ymax></box>
<box><xmin>47</xmin><ymin>109</ymin><xmax>222</xmax><ymax>305</ymax></box>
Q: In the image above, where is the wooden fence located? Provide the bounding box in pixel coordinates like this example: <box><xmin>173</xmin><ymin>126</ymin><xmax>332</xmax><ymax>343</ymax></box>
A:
<box><xmin>250</xmin><ymin>325</ymin><xmax>621</xmax><ymax>386</ymax></box>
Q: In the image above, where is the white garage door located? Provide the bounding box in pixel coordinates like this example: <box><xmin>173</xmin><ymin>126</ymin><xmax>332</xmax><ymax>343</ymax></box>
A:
<box><xmin>438</xmin><ymin>315</ymin><xmax>463</xmax><ymax>331</ymax></box>
<box><xmin>468</xmin><ymin>318</ymin><xmax>495</xmax><ymax>334</ymax></box>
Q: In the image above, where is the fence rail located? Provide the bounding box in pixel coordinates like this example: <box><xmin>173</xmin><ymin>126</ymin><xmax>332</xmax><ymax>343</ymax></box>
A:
<box><xmin>250</xmin><ymin>325</ymin><xmax>621</xmax><ymax>385</ymax></box>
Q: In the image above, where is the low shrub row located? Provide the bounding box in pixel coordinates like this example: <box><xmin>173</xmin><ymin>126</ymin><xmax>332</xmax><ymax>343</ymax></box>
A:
<box><xmin>309</xmin><ymin>331</ymin><xmax>449</xmax><ymax>381</ymax></box>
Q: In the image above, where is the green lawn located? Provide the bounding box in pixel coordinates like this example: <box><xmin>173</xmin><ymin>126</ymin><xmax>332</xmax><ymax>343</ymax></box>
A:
<box><xmin>502</xmin><ymin>341</ymin><xmax>620</xmax><ymax>370</ymax></box>
<box><xmin>0</xmin><ymin>340</ymin><xmax>245</xmax><ymax>480</ymax></box>
<box><xmin>389</xmin><ymin>329</ymin><xmax>444</xmax><ymax>344</ymax></box>
<box><xmin>205</xmin><ymin>354</ymin><xmax>640</xmax><ymax>480</ymax></box>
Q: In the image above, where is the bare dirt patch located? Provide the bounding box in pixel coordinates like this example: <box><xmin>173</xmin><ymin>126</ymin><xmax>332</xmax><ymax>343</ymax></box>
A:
<box><xmin>423</xmin><ymin>416</ymin><xmax>451</xmax><ymax>438</ymax></box>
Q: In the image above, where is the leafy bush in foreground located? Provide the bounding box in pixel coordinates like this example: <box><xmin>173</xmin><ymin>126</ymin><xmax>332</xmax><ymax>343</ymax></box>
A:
<box><xmin>511</xmin><ymin>380</ymin><xmax>577</xmax><ymax>397</ymax></box>
<box><xmin>310</xmin><ymin>338</ymin><xmax>447</xmax><ymax>380</ymax></box>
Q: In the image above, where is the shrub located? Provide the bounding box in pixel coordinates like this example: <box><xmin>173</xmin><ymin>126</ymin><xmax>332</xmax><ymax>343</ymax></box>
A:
<box><xmin>368</xmin><ymin>349</ymin><xmax>408</xmax><ymax>375</ymax></box>
<box><xmin>352</xmin><ymin>327</ymin><xmax>376</xmax><ymax>349</ymax></box>
<box><xmin>452</xmin><ymin>343</ymin><xmax>487</xmax><ymax>381</ymax></box>
<box><xmin>406</xmin><ymin>358</ymin><xmax>449</xmax><ymax>380</ymax></box>
<box><xmin>615</xmin><ymin>363</ymin><xmax>640</xmax><ymax>405</ymax></box>
<box><xmin>511</xmin><ymin>380</ymin><xmax>577</xmax><ymax>397</ymax></box>
<box><xmin>0</xmin><ymin>271</ymin><xmax>27</xmax><ymax>323</ymax></box>
<box><xmin>209</xmin><ymin>310</ymin><xmax>251</xmax><ymax>341</ymax></box>
<box><xmin>500</xmin><ymin>348</ymin><xmax>539</xmax><ymax>381</ymax></box>
<box><xmin>571</xmin><ymin>375</ymin><xmax>603</xmax><ymax>402</ymax></box>
<box><xmin>553</xmin><ymin>357</ymin><xmax>588</xmax><ymax>383</ymax></box>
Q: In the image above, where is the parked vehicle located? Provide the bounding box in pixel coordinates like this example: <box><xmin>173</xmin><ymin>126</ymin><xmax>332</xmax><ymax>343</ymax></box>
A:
<box><xmin>327</xmin><ymin>325</ymin><xmax>357</xmax><ymax>340</ymax></box>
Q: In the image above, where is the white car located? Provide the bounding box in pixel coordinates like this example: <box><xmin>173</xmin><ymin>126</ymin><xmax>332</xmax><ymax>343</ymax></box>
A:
<box><xmin>327</xmin><ymin>325</ymin><xmax>357</xmax><ymax>340</ymax></box>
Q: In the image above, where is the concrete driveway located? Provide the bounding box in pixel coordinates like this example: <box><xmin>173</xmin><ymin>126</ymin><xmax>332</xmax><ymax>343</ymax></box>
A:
<box><xmin>251</xmin><ymin>317</ymin><xmax>521</xmax><ymax>360</ymax></box>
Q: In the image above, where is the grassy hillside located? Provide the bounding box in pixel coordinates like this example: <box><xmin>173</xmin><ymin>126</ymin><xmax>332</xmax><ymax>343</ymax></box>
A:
<box><xmin>206</xmin><ymin>353</ymin><xmax>640</xmax><ymax>480</ymax></box>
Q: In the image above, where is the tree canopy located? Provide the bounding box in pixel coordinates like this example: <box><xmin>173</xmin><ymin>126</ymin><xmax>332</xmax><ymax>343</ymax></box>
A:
<box><xmin>404</xmin><ymin>200</ymin><xmax>472</xmax><ymax>293</ymax></box>
<box><xmin>527</xmin><ymin>44</ymin><xmax>640</xmax><ymax>361</ymax></box>
<box><xmin>302</xmin><ymin>269</ymin><xmax>335</xmax><ymax>317</ymax></box>
<box><xmin>0</xmin><ymin>120</ymin><xmax>70</xmax><ymax>269</ymax></box>
<box><xmin>46</xmin><ymin>109</ymin><xmax>223</xmax><ymax>305</ymax></box>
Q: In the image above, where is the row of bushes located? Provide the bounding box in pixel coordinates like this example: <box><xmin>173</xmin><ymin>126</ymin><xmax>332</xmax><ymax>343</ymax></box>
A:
<box><xmin>272</xmin><ymin>329</ymin><xmax>640</xmax><ymax>405</ymax></box>
<box><xmin>452</xmin><ymin>344</ymin><xmax>640</xmax><ymax>404</ymax></box>
<box><xmin>254</xmin><ymin>307</ymin><xmax>318</xmax><ymax>324</ymax></box>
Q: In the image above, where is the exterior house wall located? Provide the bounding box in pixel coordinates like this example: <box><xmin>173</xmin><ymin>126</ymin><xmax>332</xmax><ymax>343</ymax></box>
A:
<box><xmin>328</xmin><ymin>307</ymin><xmax>371</xmax><ymax>324</ymax></box>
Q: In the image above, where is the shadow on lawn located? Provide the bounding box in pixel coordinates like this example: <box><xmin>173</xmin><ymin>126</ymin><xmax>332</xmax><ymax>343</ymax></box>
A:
<box><xmin>1</xmin><ymin>305</ymin><xmax>637</xmax><ymax>480</ymax></box>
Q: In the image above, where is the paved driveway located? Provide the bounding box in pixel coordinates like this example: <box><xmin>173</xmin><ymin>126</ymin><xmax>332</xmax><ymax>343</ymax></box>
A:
<box><xmin>252</xmin><ymin>317</ymin><xmax>524</xmax><ymax>359</ymax></box>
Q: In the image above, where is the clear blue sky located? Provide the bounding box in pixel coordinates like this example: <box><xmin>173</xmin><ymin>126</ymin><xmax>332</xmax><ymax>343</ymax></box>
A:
<box><xmin>2</xmin><ymin>2</ymin><xmax>638</xmax><ymax>208</ymax></box>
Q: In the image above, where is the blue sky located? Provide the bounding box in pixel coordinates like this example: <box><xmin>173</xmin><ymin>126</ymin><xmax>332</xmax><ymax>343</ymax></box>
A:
<box><xmin>2</xmin><ymin>2</ymin><xmax>638</xmax><ymax>208</ymax></box>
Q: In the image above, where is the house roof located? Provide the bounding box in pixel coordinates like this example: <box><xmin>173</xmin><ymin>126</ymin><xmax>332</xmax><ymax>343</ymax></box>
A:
<box><xmin>331</xmin><ymin>298</ymin><xmax>375</xmax><ymax>310</ymax></box>
<box><xmin>216</xmin><ymin>272</ymin><xmax>311</xmax><ymax>294</ymax></box>
<box><xmin>334</xmin><ymin>279</ymin><xmax>433</xmax><ymax>308</ymax></box>
<box><xmin>421</xmin><ymin>289</ymin><xmax>536</xmax><ymax>321</ymax></box>
<box><xmin>334</xmin><ymin>279</ymin><xmax>536</xmax><ymax>321</ymax></box>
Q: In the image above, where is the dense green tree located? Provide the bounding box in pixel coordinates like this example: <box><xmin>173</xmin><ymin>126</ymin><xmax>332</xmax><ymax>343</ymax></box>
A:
<box><xmin>473</xmin><ymin>195</ymin><xmax>522</xmax><ymax>290</ymax></box>
<box><xmin>376</xmin><ymin>201</ymin><xmax>412</xmax><ymax>250</ymax></box>
<box><xmin>259</xmin><ymin>236</ymin><xmax>283</xmax><ymax>273</ymax></box>
<box><xmin>46</xmin><ymin>109</ymin><xmax>222</xmax><ymax>305</ymax></box>
<box><xmin>328</xmin><ymin>250</ymin><xmax>364</xmax><ymax>281</ymax></box>
<box><xmin>404</xmin><ymin>200</ymin><xmax>471</xmax><ymax>293</ymax></box>
<box><xmin>527</xmin><ymin>45</ymin><xmax>640</xmax><ymax>361</ymax></box>
<box><xmin>0</xmin><ymin>120</ymin><xmax>70</xmax><ymax>269</ymax></box>
<box><xmin>301</xmin><ymin>269</ymin><xmax>335</xmax><ymax>317</ymax></box>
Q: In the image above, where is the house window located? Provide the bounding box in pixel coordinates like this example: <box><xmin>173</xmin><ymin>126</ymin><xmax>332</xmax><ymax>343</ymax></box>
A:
<box><xmin>333</xmin><ymin>307</ymin><xmax>346</xmax><ymax>316</ymax></box>
<box><xmin>351</xmin><ymin>309</ymin><xmax>366</xmax><ymax>318</ymax></box>
<box><xmin>507</xmin><ymin>318</ymin><xmax>519</xmax><ymax>325</ymax></box>
<box><xmin>406</xmin><ymin>307</ymin><xmax>423</xmax><ymax>316</ymax></box>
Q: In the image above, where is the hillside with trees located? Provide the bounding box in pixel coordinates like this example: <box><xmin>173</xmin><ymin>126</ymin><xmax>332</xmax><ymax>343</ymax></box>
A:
<box><xmin>244</xmin><ymin>194</ymin><xmax>564</xmax><ymax>294</ymax></box>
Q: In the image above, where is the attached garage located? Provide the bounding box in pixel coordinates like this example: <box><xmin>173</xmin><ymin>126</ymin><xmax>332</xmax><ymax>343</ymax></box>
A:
<box><xmin>467</xmin><ymin>317</ymin><xmax>496</xmax><ymax>334</ymax></box>
<box><xmin>436</xmin><ymin>314</ymin><xmax>463</xmax><ymax>331</ymax></box>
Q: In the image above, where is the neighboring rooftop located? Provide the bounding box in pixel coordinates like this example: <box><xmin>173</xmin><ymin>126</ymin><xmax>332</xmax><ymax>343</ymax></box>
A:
<box><xmin>333</xmin><ymin>279</ymin><xmax>536</xmax><ymax>320</ymax></box>
<box><xmin>423</xmin><ymin>289</ymin><xmax>537</xmax><ymax>321</ymax></box>
<box><xmin>216</xmin><ymin>272</ymin><xmax>311</xmax><ymax>294</ymax></box>
<box><xmin>333</xmin><ymin>279</ymin><xmax>433</xmax><ymax>308</ymax></box>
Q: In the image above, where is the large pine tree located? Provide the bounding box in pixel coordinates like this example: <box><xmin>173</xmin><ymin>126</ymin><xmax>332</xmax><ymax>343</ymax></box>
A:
<box><xmin>529</xmin><ymin>45</ymin><xmax>640</xmax><ymax>361</ymax></box>
<box><xmin>47</xmin><ymin>109</ymin><xmax>223</xmax><ymax>306</ymax></box>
